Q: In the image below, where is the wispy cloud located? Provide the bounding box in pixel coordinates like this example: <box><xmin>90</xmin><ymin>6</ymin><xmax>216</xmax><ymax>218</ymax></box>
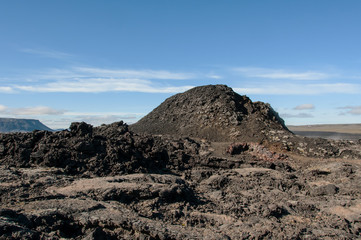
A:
<box><xmin>293</xmin><ymin>104</ymin><xmax>315</xmax><ymax>110</ymax></box>
<box><xmin>234</xmin><ymin>83</ymin><xmax>361</xmax><ymax>95</ymax></box>
<box><xmin>0</xmin><ymin>105</ymin><xmax>66</xmax><ymax>116</ymax></box>
<box><xmin>206</xmin><ymin>74</ymin><xmax>222</xmax><ymax>79</ymax></box>
<box><xmin>0</xmin><ymin>106</ymin><xmax>143</xmax><ymax>129</ymax></box>
<box><xmin>281</xmin><ymin>113</ymin><xmax>314</xmax><ymax>118</ymax></box>
<box><xmin>338</xmin><ymin>105</ymin><xmax>361</xmax><ymax>115</ymax></box>
<box><xmin>8</xmin><ymin>66</ymin><xmax>196</xmax><ymax>93</ymax></box>
<box><xmin>0</xmin><ymin>105</ymin><xmax>7</xmax><ymax>112</ymax></box>
<box><xmin>11</xmin><ymin>106</ymin><xmax>66</xmax><ymax>115</ymax></box>
<box><xmin>75</xmin><ymin>67</ymin><xmax>195</xmax><ymax>80</ymax></box>
<box><xmin>73</xmin><ymin>115</ymin><xmax>138</xmax><ymax>126</ymax></box>
<box><xmin>45</xmin><ymin>112</ymin><xmax>144</xmax><ymax>129</ymax></box>
<box><xmin>0</xmin><ymin>86</ymin><xmax>15</xmax><ymax>93</ymax></box>
<box><xmin>233</xmin><ymin>67</ymin><xmax>330</xmax><ymax>80</ymax></box>
<box><xmin>63</xmin><ymin>111</ymin><xmax>143</xmax><ymax>117</ymax></box>
<box><xmin>15</xmin><ymin>78</ymin><xmax>194</xmax><ymax>93</ymax></box>
<box><xmin>20</xmin><ymin>48</ymin><xmax>73</xmax><ymax>59</ymax></box>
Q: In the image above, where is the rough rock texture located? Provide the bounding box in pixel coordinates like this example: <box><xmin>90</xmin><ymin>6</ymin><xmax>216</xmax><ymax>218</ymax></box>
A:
<box><xmin>130</xmin><ymin>85</ymin><xmax>361</xmax><ymax>160</ymax></box>
<box><xmin>0</xmin><ymin>121</ymin><xmax>207</xmax><ymax>176</ymax></box>
<box><xmin>265</xmin><ymin>129</ymin><xmax>361</xmax><ymax>159</ymax></box>
<box><xmin>1</xmin><ymin>147</ymin><xmax>361</xmax><ymax>239</ymax></box>
<box><xmin>131</xmin><ymin>85</ymin><xmax>289</xmax><ymax>142</ymax></box>
<box><xmin>1</xmin><ymin>85</ymin><xmax>361</xmax><ymax>239</ymax></box>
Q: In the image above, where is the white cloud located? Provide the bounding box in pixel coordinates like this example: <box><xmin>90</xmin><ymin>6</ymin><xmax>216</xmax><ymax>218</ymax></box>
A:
<box><xmin>75</xmin><ymin>115</ymin><xmax>137</xmax><ymax>126</ymax></box>
<box><xmin>233</xmin><ymin>67</ymin><xmax>330</xmax><ymax>80</ymax></box>
<box><xmin>64</xmin><ymin>111</ymin><xmax>142</xmax><ymax>123</ymax></box>
<box><xmin>16</xmin><ymin>78</ymin><xmax>194</xmax><ymax>93</ymax></box>
<box><xmin>75</xmin><ymin>67</ymin><xmax>195</xmax><ymax>80</ymax></box>
<box><xmin>0</xmin><ymin>86</ymin><xmax>15</xmax><ymax>93</ymax></box>
<box><xmin>207</xmin><ymin>74</ymin><xmax>222</xmax><ymax>79</ymax></box>
<box><xmin>43</xmin><ymin>112</ymin><xmax>144</xmax><ymax>129</ymax></box>
<box><xmin>0</xmin><ymin>105</ymin><xmax>66</xmax><ymax>121</ymax></box>
<box><xmin>338</xmin><ymin>105</ymin><xmax>361</xmax><ymax>115</ymax></box>
<box><xmin>20</xmin><ymin>48</ymin><xmax>73</xmax><ymax>59</ymax></box>
<box><xmin>281</xmin><ymin>113</ymin><xmax>314</xmax><ymax>118</ymax></box>
<box><xmin>11</xmin><ymin>106</ymin><xmax>66</xmax><ymax>116</ymax></box>
<box><xmin>234</xmin><ymin>83</ymin><xmax>361</xmax><ymax>95</ymax></box>
<box><xmin>293</xmin><ymin>104</ymin><xmax>315</xmax><ymax>110</ymax></box>
<box><xmin>64</xmin><ymin>111</ymin><xmax>142</xmax><ymax>116</ymax></box>
<box><xmin>10</xmin><ymin>66</ymin><xmax>196</xmax><ymax>94</ymax></box>
<box><xmin>0</xmin><ymin>105</ymin><xmax>7</xmax><ymax>112</ymax></box>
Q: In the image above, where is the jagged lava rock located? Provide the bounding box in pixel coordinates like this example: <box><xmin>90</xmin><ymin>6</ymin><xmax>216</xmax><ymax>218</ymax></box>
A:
<box><xmin>0</xmin><ymin>121</ymin><xmax>205</xmax><ymax>176</ymax></box>
<box><xmin>131</xmin><ymin>85</ymin><xmax>289</xmax><ymax>142</ymax></box>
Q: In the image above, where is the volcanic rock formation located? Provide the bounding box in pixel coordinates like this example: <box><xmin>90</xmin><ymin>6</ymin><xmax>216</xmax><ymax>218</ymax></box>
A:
<box><xmin>131</xmin><ymin>85</ymin><xmax>289</xmax><ymax>142</ymax></box>
<box><xmin>0</xmin><ymin>121</ymin><xmax>204</xmax><ymax>176</ymax></box>
<box><xmin>1</xmin><ymin>85</ymin><xmax>361</xmax><ymax>239</ymax></box>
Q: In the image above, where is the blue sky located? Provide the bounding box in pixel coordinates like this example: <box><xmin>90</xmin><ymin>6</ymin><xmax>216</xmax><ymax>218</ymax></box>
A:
<box><xmin>1</xmin><ymin>0</ymin><xmax>361</xmax><ymax>129</ymax></box>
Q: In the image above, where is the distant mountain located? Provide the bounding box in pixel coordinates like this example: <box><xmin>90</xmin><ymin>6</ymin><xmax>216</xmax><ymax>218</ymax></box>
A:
<box><xmin>0</xmin><ymin>118</ymin><xmax>53</xmax><ymax>133</ymax></box>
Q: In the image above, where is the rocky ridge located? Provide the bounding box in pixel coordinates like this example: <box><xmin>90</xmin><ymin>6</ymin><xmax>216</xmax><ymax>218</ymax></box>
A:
<box><xmin>0</xmin><ymin>118</ymin><xmax>53</xmax><ymax>133</ymax></box>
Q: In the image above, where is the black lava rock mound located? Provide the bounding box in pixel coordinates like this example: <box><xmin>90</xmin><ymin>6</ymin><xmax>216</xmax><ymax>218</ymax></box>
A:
<box><xmin>131</xmin><ymin>85</ymin><xmax>289</xmax><ymax>142</ymax></box>
<box><xmin>0</xmin><ymin>121</ymin><xmax>202</xmax><ymax>176</ymax></box>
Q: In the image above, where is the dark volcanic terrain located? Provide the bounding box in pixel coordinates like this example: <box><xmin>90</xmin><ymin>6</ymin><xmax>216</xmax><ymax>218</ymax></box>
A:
<box><xmin>131</xmin><ymin>85</ymin><xmax>288</xmax><ymax>142</ymax></box>
<box><xmin>1</xmin><ymin>85</ymin><xmax>361</xmax><ymax>239</ymax></box>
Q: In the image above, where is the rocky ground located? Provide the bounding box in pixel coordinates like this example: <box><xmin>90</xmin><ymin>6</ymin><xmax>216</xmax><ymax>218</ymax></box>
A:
<box><xmin>1</xmin><ymin>121</ymin><xmax>361</xmax><ymax>239</ymax></box>
<box><xmin>1</xmin><ymin>85</ymin><xmax>361</xmax><ymax>239</ymax></box>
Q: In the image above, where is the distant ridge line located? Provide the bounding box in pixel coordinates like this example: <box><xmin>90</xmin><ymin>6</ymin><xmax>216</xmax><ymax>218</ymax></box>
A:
<box><xmin>0</xmin><ymin>118</ymin><xmax>53</xmax><ymax>133</ymax></box>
